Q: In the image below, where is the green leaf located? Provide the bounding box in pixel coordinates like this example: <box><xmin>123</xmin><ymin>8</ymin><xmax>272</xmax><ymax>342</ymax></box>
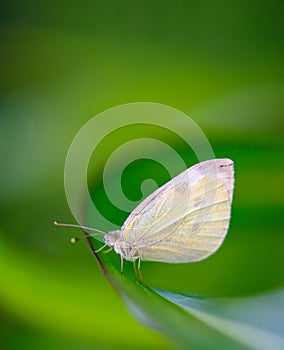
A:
<box><xmin>154</xmin><ymin>288</ymin><xmax>284</xmax><ymax>350</ymax></box>
<box><xmin>89</xmin><ymin>235</ymin><xmax>284</xmax><ymax>350</ymax></box>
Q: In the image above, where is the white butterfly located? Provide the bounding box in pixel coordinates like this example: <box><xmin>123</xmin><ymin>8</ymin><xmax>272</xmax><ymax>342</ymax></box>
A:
<box><xmin>55</xmin><ymin>158</ymin><xmax>234</xmax><ymax>278</ymax></box>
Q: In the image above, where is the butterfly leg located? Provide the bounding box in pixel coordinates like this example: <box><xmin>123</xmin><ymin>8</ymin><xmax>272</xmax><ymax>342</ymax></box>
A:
<box><xmin>120</xmin><ymin>255</ymin><xmax>124</xmax><ymax>274</ymax></box>
<box><xmin>132</xmin><ymin>257</ymin><xmax>145</xmax><ymax>284</ymax></box>
<box><xmin>95</xmin><ymin>243</ymin><xmax>107</xmax><ymax>253</ymax></box>
<box><xmin>103</xmin><ymin>246</ymin><xmax>113</xmax><ymax>254</ymax></box>
<box><xmin>133</xmin><ymin>260</ymin><xmax>138</xmax><ymax>279</ymax></box>
<box><xmin>137</xmin><ymin>258</ymin><xmax>145</xmax><ymax>284</ymax></box>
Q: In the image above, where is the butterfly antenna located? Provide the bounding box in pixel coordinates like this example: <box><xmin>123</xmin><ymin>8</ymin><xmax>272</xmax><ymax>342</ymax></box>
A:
<box><xmin>54</xmin><ymin>221</ymin><xmax>106</xmax><ymax>235</ymax></box>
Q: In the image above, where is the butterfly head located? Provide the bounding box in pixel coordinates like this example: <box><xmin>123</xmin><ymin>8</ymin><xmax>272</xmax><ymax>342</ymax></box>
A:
<box><xmin>103</xmin><ymin>230</ymin><xmax>121</xmax><ymax>247</ymax></box>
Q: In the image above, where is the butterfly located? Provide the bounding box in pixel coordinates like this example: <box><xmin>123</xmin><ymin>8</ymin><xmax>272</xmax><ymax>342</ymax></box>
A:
<box><xmin>55</xmin><ymin>158</ymin><xmax>234</xmax><ymax>279</ymax></box>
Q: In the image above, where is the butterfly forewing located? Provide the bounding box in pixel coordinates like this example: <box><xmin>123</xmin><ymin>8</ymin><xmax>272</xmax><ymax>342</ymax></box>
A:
<box><xmin>121</xmin><ymin>159</ymin><xmax>234</xmax><ymax>263</ymax></box>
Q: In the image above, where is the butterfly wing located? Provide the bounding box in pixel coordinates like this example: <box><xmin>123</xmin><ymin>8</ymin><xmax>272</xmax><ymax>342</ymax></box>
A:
<box><xmin>121</xmin><ymin>158</ymin><xmax>234</xmax><ymax>263</ymax></box>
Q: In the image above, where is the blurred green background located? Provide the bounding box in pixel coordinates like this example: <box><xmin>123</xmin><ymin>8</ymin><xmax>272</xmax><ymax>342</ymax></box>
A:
<box><xmin>0</xmin><ymin>1</ymin><xmax>283</xmax><ymax>349</ymax></box>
